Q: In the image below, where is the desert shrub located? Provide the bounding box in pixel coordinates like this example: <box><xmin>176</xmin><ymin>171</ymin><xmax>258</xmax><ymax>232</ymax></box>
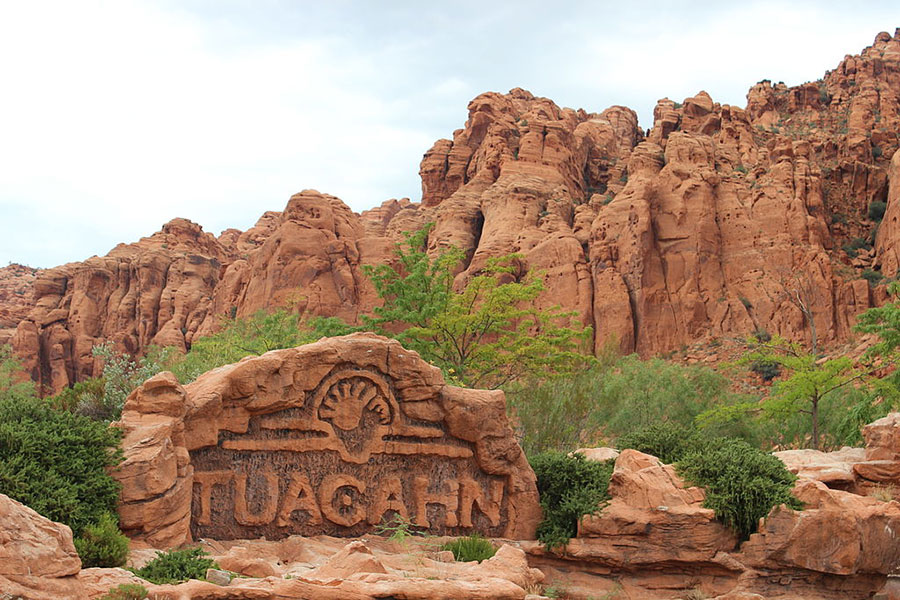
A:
<box><xmin>750</xmin><ymin>359</ymin><xmax>780</xmax><ymax>381</ymax></box>
<box><xmin>84</xmin><ymin>343</ymin><xmax>172</xmax><ymax>421</ymax></box>
<box><xmin>529</xmin><ymin>452</ymin><xmax>614</xmax><ymax>550</ymax></box>
<box><xmin>48</xmin><ymin>377</ymin><xmax>105</xmax><ymax>412</ymax></box>
<box><xmin>98</xmin><ymin>584</ymin><xmax>148</xmax><ymax>600</ymax></box>
<box><xmin>873</xmin><ymin>145</ymin><xmax>883</xmax><ymax>159</ymax></box>
<box><xmin>843</xmin><ymin>237</ymin><xmax>871</xmax><ymax>258</ymax></box>
<box><xmin>0</xmin><ymin>395</ymin><xmax>122</xmax><ymax>535</ymax></box>
<box><xmin>440</xmin><ymin>534</ymin><xmax>496</xmax><ymax>562</ymax></box>
<box><xmin>132</xmin><ymin>547</ymin><xmax>217</xmax><ymax>585</ymax></box>
<box><xmin>868</xmin><ymin>201</ymin><xmax>887</xmax><ymax>221</ymax></box>
<box><xmin>616</xmin><ymin>422</ymin><xmax>707</xmax><ymax>464</ymax></box>
<box><xmin>677</xmin><ymin>438</ymin><xmax>801</xmax><ymax>539</ymax></box>
<box><xmin>862</xmin><ymin>269</ymin><xmax>884</xmax><ymax>285</ymax></box>
<box><xmin>74</xmin><ymin>512</ymin><xmax>129</xmax><ymax>568</ymax></box>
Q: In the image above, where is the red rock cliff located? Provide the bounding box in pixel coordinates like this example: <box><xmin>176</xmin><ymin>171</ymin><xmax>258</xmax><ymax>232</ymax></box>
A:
<box><xmin>10</xmin><ymin>30</ymin><xmax>900</xmax><ymax>393</ymax></box>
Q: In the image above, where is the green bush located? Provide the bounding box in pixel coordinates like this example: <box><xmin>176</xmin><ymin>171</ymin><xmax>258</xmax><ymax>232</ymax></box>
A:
<box><xmin>0</xmin><ymin>395</ymin><xmax>122</xmax><ymax>535</ymax></box>
<box><xmin>99</xmin><ymin>584</ymin><xmax>147</xmax><ymax>600</ymax></box>
<box><xmin>862</xmin><ymin>269</ymin><xmax>884</xmax><ymax>285</ymax></box>
<box><xmin>869</xmin><ymin>201</ymin><xmax>887</xmax><ymax>221</ymax></box>
<box><xmin>440</xmin><ymin>534</ymin><xmax>496</xmax><ymax>562</ymax></box>
<box><xmin>616</xmin><ymin>422</ymin><xmax>707</xmax><ymax>464</ymax></box>
<box><xmin>132</xmin><ymin>547</ymin><xmax>217</xmax><ymax>584</ymax></box>
<box><xmin>677</xmin><ymin>438</ymin><xmax>802</xmax><ymax>539</ymax></box>
<box><xmin>750</xmin><ymin>359</ymin><xmax>780</xmax><ymax>381</ymax></box>
<box><xmin>74</xmin><ymin>512</ymin><xmax>129</xmax><ymax>568</ymax></box>
<box><xmin>529</xmin><ymin>452</ymin><xmax>614</xmax><ymax>550</ymax></box>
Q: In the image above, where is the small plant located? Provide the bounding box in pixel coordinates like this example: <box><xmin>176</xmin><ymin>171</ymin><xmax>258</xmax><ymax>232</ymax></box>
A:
<box><xmin>862</xmin><ymin>269</ymin><xmax>884</xmax><ymax>285</ymax></box>
<box><xmin>98</xmin><ymin>584</ymin><xmax>148</xmax><ymax>600</ymax></box>
<box><xmin>750</xmin><ymin>359</ymin><xmax>780</xmax><ymax>382</ymax></box>
<box><xmin>869</xmin><ymin>200</ymin><xmax>887</xmax><ymax>221</ymax></box>
<box><xmin>830</xmin><ymin>212</ymin><xmax>848</xmax><ymax>225</ymax></box>
<box><xmin>131</xmin><ymin>547</ymin><xmax>217</xmax><ymax>585</ymax></box>
<box><xmin>530</xmin><ymin>452</ymin><xmax>614</xmax><ymax>550</ymax></box>
<box><xmin>734</xmin><ymin>164</ymin><xmax>748</xmax><ymax>174</ymax></box>
<box><xmin>374</xmin><ymin>514</ymin><xmax>425</xmax><ymax>546</ymax></box>
<box><xmin>872</xmin><ymin>484</ymin><xmax>896</xmax><ymax>502</ymax></box>
<box><xmin>873</xmin><ymin>145</ymin><xmax>883</xmax><ymax>159</ymax></box>
<box><xmin>619</xmin><ymin>172</ymin><xmax>628</xmax><ymax>184</ymax></box>
<box><xmin>603</xmin><ymin>192</ymin><xmax>615</xmax><ymax>205</ymax></box>
<box><xmin>739</xmin><ymin>296</ymin><xmax>752</xmax><ymax>309</ymax></box>
<box><xmin>440</xmin><ymin>533</ymin><xmax>496</xmax><ymax>562</ymax></box>
<box><xmin>753</xmin><ymin>328</ymin><xmax>772</xmax><ymax>343</ymax></box>
<box><xmin>74</xmin><ymin>512</ymin><xmax>129</xmax><ymax>568</ymax></box>
<box><xmin>842</xmin><ymin>237</ymin><xmax>871</xmax><ymax>258</ymax></box>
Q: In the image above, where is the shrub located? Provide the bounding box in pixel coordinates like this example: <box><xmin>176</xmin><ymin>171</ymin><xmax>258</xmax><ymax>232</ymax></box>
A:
<box><xmin>131</xmin><ymin>547</ymin><xmax>217</xmax><ymax>585</ymax></box>
<box><xmin>873</xmin><ymin>145</ymin><xmax>883</xmax><ymax>159</ymax></box>
<box><xmin>0</xmin><ymin>395</ymin><xmax>122</xmax><ymax>535</ymax></box>
<box><xmin>616</xmin><ymin>422</ymin><xmax>710</xmax><ymax>464</ymax></box>
<box><xmin>862</xmin><ymin>269</ymin><xmax>884</xmax><ymax>285</ymax></box>
<box><xmin>529</xmin><ymin>452</ymin><xmax>614</xmax><ymax>550</ymax></box>
<box><xmin>750</xmin><ymin>359</ymin><xmax>780</xmax><ymax>381</ymax></box>
<box><xmin>74</xmin><ymin>512</ymin><xmax>129</xmax><ymax>568</ymax></box>
<box><xmin>440</xmin><ymin>534</ymin><xmax>496</xmax><ymax>562</ymax></box>
<box><xmin>843</xmin><ymin>237</ymin><xmax>871</xmax><ymax>258</ymax></box>
<box><xmin>677</xmin><ymin>438</ymin><xmax>802</xmax><ymax>539</ymax></box>
<box><xmin>99</xmin><ymin>584</ymin><xmax>148</xmax><ymax>600</ymax></box>
<box><xmin>869</xmin><ymin>200</ymin><xmax>887</xmax><ymax>221</ymax></box>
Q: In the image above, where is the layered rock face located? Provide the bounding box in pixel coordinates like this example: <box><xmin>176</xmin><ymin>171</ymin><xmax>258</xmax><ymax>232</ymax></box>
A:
<box><xmin>0</xmin><ymin>263</ymin><xmax>37</xmax><ymax>346</ymax></box>
<box><xmin>11</xmin><ymin>31</ymin><xmax>900</xmax><ymax>392</ymax></box>
<box><xmin>113</xmin><ymin>333</ymin><xmax>541</xmax><ymax>548</ymax></box>
<box><xmin>0</xmin><ymin>493</ymin><xmax>85</xmax><ymax>599</ymax></box>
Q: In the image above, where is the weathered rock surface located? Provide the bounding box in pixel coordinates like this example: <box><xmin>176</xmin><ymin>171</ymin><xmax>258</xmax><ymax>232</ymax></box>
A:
<box><xmin>0</xmin><ymin>493</ymin><xmax>85</xmax><ymax>599</ymax></box>
<box><xmin>524</xmin><ymin>445</ymin><xmax>900</xmax><ymax>599</ymax></box>
<box><xmin>113</xmin><ymin>333</ymin><xmax>541</xmax><ymax>548</ymax></box>
<box><xmin>0</xmin><ymin>262</ymin><xmax>37</xmax><ymax>346</ymax></box>
<box><xmin>9</xmin><ymin>30</ymin><xmax>900</xmax><ymax>393</ymax></box>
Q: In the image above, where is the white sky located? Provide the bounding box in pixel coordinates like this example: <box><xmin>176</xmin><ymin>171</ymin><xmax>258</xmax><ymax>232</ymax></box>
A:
<box><xmin>1</xmin><ymin>0</ymin><xmax>898</xmax><ymax>268</ymax></box>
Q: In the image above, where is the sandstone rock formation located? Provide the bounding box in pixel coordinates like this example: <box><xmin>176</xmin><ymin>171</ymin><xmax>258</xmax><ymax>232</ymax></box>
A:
<box><xmin>0</xmin><ymin>492</ymin><xmax>85</xmax><ymax>599</ymax></box>
<box><xmin>113</xmin><ymin>333</ymin><xmax>541</xmax><ymax>548</ymax></box>
<box><xmin>524</xmin><ymin>446</ymin><xmax>900</xmax><ymax>600</ymax></box>
<box><xmin>0</xmin><ymin>262</ymin><xmax>37</xmax><ymax>346</ymax></box>
<box><xmin>10</xmin><ymin>30</ymin><xmax>900</xmax><ymax>393</ymax></box>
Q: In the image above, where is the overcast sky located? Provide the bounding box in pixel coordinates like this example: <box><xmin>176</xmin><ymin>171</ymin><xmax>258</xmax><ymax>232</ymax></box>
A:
<box><xmin>1</xmin><ymin>1</ymin><xmax>897</xmax><ymax>268</ymax></box>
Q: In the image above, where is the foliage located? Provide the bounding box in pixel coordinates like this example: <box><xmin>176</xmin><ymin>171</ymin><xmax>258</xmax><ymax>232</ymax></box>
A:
<box><xmin>0</xmin><ymin>344</ymin><xmax>35</xmax><ymax>401</ymax></box>
<box><xmin>842</xmin><ymin>237</ymin><xmax>871</xmax><ymax>258</ymax></box>
<box><xmin>616</xmin><ymin>422</ymin><xmax>707</xmax><ymax>464</ymax></box>
<box><xmin>440</xmin><ymin>534</ymin><xmax>496</xmax><ymax>562</ymax></box>
<box><xmin>677</xmin><ymin>437</ymin><xmax>802</xmax><ymax>539</ymax></box>
<box><xmin>49</xmin><ymin>377</ymin><xmax>105</xmax><ymax>413</ymax></box>
<box><xmin>750</xmin><ymin>358</ymin><xmax>780</xmax><ymax>381</ymax></box>
<box><xmin>167</xmin><ymin>310</ymin><xmax>357</xmax><ymax>383</ymax></box>
<box><xmin>862</xmin><ymin>269</ymin><xmax>884</xmax><ymax>285</ymax></box>
<box><xmin>87</xmin><ymin>342</ymin><xmax>171</xmax><ymax>421</ymax></box>
<box><xmin>869</xmin><ymin>200</ymin><xmax>887</xmax><ymax>221</ymax></box>
<box><xmin>0</xmin><ymin>393</ymin><xmax>122</xmax><ymax>535</ymax></box>
<box><xmin>363</xmin><ymin>224</ymin><xmax>592</xmax><ymax>388</ymax></box>
<box><xmin>374</xmin><ymin>514</ymin><xmax>425</xmax><ymax>545</ymax></box>
<box><xmin>735</xmin><ymin>335</ymin><xmax>871</xmax><ymax>449</ymax></box>
<box><xmin>507</xmin><ymin>352</ymin><xmax>749</xmax><ymax>454</ymax></box>
<box><xmin>132</xmin><ymin>547</ymin><xmax>217</xmax><ymax>585</ymax></box>
<box><xmin>855</xmin><ymin>282</ymin><xmax>900</xmax><ymax>356</ymax></box>
<box><xmin>529</xmin><ymin>452</ymin><xmax>614</xmax><ymax>550</ymax></box>
<box><xmin>74</xmin><ymin>512</ymin><xmax>129</xmax><ymax>568</ymax></box>
<box><xmin>98</xmin><ymin>584</ymin><xmax>148</xmax><ymax>600</ymax></box>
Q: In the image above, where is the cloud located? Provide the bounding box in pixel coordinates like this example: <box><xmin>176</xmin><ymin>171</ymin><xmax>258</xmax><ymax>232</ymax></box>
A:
<box><xmin>0</xmin><ymin>0</ymin><xmax>897</xmax><ymax>267</ymax></box>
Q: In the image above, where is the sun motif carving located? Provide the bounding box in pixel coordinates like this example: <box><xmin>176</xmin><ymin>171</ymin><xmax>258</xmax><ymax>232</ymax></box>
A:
<box><xmin>317</xmin><ymin>374</ymin><xmax>393</xmax><ymax>431</ymax></box>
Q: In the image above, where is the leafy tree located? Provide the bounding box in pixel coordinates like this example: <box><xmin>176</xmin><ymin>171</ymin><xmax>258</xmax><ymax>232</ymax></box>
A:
<box><xmin>167</xmin><ymin>310</ymin><xmax>357</xmax><ymax>384</ymax></box>
<box><xmin>734</xmin><ymin>335</ymin><xmax>873</xmax><ymax>450</ymax></box>
<box><xmin>363</xmin><ymin>225</ymin><xmax>591</xmax><ymax>388</ymax></box>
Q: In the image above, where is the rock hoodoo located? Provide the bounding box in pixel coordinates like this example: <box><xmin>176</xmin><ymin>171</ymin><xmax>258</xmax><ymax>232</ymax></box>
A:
<box><xmin>113</xmin><ymin>333</ymin><xmax>541</xmax><ymax>548</ymax></box>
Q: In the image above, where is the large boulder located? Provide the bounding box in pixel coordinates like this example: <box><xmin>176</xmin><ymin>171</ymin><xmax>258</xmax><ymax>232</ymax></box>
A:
<box><xmin>0</xmin><ymin>493</ymin><xmax>85</xmax><ymax>599</ymax></box>
<box><xmin>113</xmin><ymin>333</ymin><xmax>541</xmax><ymax>547</ymax></box>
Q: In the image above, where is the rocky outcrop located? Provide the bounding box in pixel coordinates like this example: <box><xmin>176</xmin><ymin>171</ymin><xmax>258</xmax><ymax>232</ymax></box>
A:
<box><xmin>113</xmin><ymin>333</ymin><xmax>541</xmax><ymax>548</ymax></box>
<box><xmin>0</xmin><ymin>263</ymin><xmax>37</xmax><ymax>346</ymax></box>
<box><xmin>11</xmin><ymin>31</ymin><xmax>900</xmax><ymax>391</ymax></box>
<box><xmin>524</xmin><ymin>446</ymin><xmax>900</xmax><ymax>600</ymax></box>
<box><xmin>0</xmin><ymin>493</ymin><xmax>85</xmax><ymax>599</ymax></box>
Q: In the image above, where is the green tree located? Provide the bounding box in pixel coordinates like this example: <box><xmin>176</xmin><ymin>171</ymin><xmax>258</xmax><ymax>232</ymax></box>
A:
<box><xmin>363</xmin><ymin>225</ymin><xmax>591</xmax><ymax>388</ymax></box>
<box><xmin>167</xmin><ymin>310</ymin><xmax>356</xmax><ymax>383</ymax></box>
<box><xmin>735</xmin><ymin>335</ymin><xmax>872</xmax><ymax>450</ymax></box>
<box><xmin>0</xmin><ymin>344</ymin><xmax>35</xmax><ymax>401</ymax></box>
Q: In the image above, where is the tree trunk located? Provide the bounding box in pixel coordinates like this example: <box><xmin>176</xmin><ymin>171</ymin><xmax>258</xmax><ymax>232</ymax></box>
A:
<box><xmin>811</xmin><ymin>395</ymin><xmax>820</xmax><ymax>450</ymax></box>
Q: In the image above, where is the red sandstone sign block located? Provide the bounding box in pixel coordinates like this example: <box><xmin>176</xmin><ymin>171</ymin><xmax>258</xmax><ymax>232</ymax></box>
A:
<box><xmin>113</xmin><ymin>334</ymin><xmax>541</xmax><ymax>548</ymax></box>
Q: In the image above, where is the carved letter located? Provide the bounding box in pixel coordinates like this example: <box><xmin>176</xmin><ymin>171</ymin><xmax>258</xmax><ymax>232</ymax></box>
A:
<box><xmin>458</xmin><ymin>478</ymin><xmax>504</xmax><ymax>527</ymax></box>
<box><xmin>318</xmin><ymin>474</ymin><xmax>366</xmax><ymax>527</ymax></box>
<box><xmin>276</xmin><ymin>472</ymin><xmax>322</xmax><ymax>527</ymax></box>
<box><xmin>413</xmin><ymin>476</ymin><xmax>459</xmax><ymax>528</ymax></box>
<box><xmin>193</xmin><ymin>471</ymin><xmax>233</xmax><ymax>525</ymax></box>
<box><xmin>367</xmin><ymin>476</ymin><xmax>408</xmax><ymax>525</ymax></box>
<box><xmin>234</xmin><ymin>471</ymin><xmax>279</xmax><ymax>526</ymax></box>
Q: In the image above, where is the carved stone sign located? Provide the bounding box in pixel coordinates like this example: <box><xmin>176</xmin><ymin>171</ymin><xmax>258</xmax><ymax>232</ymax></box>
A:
<box><xmin>190</xmin><ymin>365</ymin><xmax>508</xmax><ymax>540</ymax></box>
<box><xmin>113</xmin><ymin>334</ymin><xmax>541</xmax><ymax>548</ymax></box>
